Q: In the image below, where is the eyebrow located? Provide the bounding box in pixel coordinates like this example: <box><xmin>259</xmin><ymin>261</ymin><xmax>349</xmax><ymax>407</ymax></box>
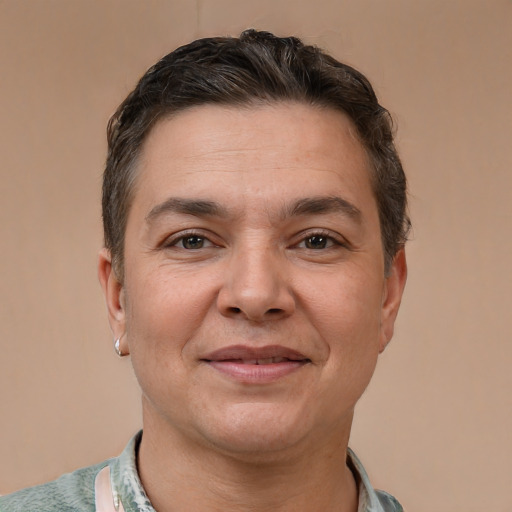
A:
<box><xmin>286</xmin><ymin>196</ymin><xmax>362</xmax><ymax>222</ymax></box>
<box><xmin>146</xmin><ymin>198</ymin><xmax>229</xmax><ymax>222</ymax></box>
<box><xmin>146</xmin><ymin>195</ymin><xmax>362</xmax><ymax>223</ymax></box>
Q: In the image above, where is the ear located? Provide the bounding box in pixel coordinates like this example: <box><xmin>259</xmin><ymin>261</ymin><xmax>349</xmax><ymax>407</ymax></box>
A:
<box><xmin>98</xmin><ymin>248</ymin><xmax>129</xmax><ymax>355</ymax></box>
<box><xmin>379</xmin><ymin>248</ymin><xmax>407</xmax><ymax>353</ymax></box>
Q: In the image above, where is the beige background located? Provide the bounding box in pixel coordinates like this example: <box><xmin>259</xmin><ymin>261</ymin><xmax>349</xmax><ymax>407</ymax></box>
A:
<box><xmin>1</xmin><ymin>1</ymin><xmax>511</xmax><ymax>510</ymax></box>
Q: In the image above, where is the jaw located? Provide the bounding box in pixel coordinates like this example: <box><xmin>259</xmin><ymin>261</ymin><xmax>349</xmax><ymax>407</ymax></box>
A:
<box><xmin>139</xmin><ymin>369</ymin><xmax>356</xmax><ymax>467</ymax></box>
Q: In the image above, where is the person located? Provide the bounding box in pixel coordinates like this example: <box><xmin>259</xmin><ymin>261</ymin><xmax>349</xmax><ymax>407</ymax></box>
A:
<box><xmin>0</xmin><ymin>29</ymin><xmax>409</xmax><ymax>512</ymax></box>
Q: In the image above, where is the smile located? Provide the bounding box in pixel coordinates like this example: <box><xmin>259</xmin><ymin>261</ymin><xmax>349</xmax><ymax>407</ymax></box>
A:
<box><xmin>201</xmin><ymin>345</ymin><xmax>311</xmax><ymax>383</ymax></box>
<box><xmin>220</xmin><ymin>357</ymin><xmax>298</xmax><ymax>365</ymax></box>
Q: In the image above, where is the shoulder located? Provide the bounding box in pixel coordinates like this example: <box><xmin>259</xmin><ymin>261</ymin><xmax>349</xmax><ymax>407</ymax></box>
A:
<box><xmin>374</xmin><ymin>489</ymin><xmax>404</xmax><ymax>512</ymax></box>
<box><xmin>0</xmin><ymin>461</ymin><xmax>107</xmax><ymax>512</ymax></box>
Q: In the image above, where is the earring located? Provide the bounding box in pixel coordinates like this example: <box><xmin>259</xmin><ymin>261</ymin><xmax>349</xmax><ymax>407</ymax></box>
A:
<box><xmin>114</xmin><ymin>338</ymin><xmax>124</xmax><ymax>357</ymax></box>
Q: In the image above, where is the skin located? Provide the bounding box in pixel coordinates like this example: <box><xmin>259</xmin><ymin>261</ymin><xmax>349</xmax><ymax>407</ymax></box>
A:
<box><xmin>98</xmin><ymin>102</ymin><xmax>407</xmax><ymax>512</ymax></box>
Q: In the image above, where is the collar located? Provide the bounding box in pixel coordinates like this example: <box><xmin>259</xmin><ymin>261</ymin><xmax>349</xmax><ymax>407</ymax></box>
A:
<box><xmin>108</xmin><ymin>432</ymin><xmax>152</xmax><ymax>512</ymax></box>
<box><xmin>347</xmin><ymin>447</ymin><xmax>399</xmax><ymax>512</ymax></box>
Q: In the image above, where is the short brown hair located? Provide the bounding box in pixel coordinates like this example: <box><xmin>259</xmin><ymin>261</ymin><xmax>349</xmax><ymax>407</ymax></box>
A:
<box><xmin>103</xmin><ymin>29</ymin><xmax>410</xmax><ymax>280</ymax></box>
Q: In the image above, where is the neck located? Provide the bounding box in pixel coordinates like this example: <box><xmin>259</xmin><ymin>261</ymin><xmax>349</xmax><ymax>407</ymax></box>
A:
<box><xmin>137</xmin><ymin>405</ymin><xmax>358</xmax><ymax>512</ymax></box>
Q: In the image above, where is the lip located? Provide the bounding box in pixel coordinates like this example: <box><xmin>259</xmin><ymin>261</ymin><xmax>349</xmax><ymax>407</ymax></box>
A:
<box><xmin>201</xmin><ymin>344</ymin><xmax>311</xmax><ymax>384</ymax></box>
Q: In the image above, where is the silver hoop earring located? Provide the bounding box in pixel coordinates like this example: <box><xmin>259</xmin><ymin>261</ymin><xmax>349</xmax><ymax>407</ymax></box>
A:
<box><xmin>114</xmin><ymin>338</ymin><xmax>124</xmax><ymax>357</ymax></box>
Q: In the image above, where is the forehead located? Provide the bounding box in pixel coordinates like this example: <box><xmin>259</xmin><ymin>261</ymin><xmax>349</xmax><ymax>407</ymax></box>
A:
<box><xmin>132</xmin><ymin>102</ymin><xmax>376</xmax><ymax>220</ymax></box>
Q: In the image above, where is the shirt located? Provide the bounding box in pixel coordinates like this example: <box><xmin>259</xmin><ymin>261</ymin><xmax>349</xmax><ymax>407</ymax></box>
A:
<box><xmin>0</xmin><ymin>432</ymin><xmax>403</xmax><ymax>512</ymax></box>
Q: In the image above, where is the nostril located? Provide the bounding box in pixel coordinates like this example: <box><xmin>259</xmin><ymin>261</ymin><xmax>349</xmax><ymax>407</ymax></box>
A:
<box><xmin>229</xmin><ymin>307</ymin><xmax>242</xmax><ymax>314</ymax></box>
<box><xmin>267</xmin><ymin>308</ymin><xmax>283</xmax><ymax>314</ymax></box>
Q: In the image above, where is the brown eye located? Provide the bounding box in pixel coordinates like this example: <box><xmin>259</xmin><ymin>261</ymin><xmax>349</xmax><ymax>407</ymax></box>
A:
<box><xmin>165</xmin><ymin>231</ymin><xmax>218</xmax><ymax>251</ymax></box>
<box><xmin>304</xmin><ymin>235</ymin><xmax>329</xmax><ymax>249</ymax></box>
<box><xmin>181</xmin><ymin>235</ymin><xmax>205</xmax><ymax>249</ymax></box>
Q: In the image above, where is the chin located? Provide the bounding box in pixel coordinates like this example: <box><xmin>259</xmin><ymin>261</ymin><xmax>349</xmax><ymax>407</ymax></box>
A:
<box><xmin>194</xmin><ymin>402</ymin><xmax>314</xmax><ymax>459</ymax></box>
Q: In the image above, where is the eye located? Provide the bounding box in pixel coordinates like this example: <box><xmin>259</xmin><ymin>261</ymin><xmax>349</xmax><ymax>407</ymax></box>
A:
<box><xmin>175</xmin><ymin>235</ymin><xmax>213</xmax><ymax>250</ymax></box>
<box><xmin>180</xmin><ymin>235</ymin><xmax>207</xmax><ymax>249</ymax></box>
<box><xmin>296</xmin><ymin>233</ymin><xmax>338</xmax><ymax>250</ymax></box>
<box><xmin>164</xmin><ymin>232</ymin><xmax>217</xmax><ymax>250</ymax></box>
<box><xmin>303</xmin><ymin>234</ymin><xmax>332</xmax><ymax>250</ymax></box>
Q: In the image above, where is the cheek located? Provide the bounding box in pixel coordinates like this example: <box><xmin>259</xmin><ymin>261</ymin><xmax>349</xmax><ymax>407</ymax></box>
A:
<box><xmin>303</xmin><ymin>267</ymin><xmax>383</xmax><ymax>341</ymax></box>
<box><xmin>122</xmin><ymin>276</ymin><xmax>207</xmax><ymax>416</ymax></box>
<box><xmin>320</xmin><ymin>299</ymin><xmax>381</xmax><ymax>411</ymax></box>
<box><xmin>123</xmin><ymin>267</ymin><xmax>217</xmax><ymax>365</ymax></box>
<box><xmin>302</xmin><ymin>267</ymin><xmax>383</xmax><ymax>380</ymax></box>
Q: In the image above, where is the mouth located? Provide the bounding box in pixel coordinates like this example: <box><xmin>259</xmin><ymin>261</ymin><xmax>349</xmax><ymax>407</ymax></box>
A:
<box><xmin>215</xmin><ymin>356</ymin><xmax>304</xmax><ymax>365</ymax></box>
<box><xmin>201</xmin><ymin>345</ymin><xmax>311</xmax><ymax>383</ymax></box>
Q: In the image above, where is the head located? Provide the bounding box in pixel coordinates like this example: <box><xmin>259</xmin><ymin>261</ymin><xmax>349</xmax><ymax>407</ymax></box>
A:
<box><xmin>98</xmin><ymin>30</ymin><xmax>409</xmax><ymax>458</ymax></box>
<box><xmin>102</xmin><ymin>29</ymin><xmax>409</xmax><ymax>282</ymax></box>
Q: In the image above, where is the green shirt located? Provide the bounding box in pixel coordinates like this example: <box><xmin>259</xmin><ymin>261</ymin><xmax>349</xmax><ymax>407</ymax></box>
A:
<box><xmin>0</xmin><ymin>432</ymin><xmax>403</xmax><ymax>511</ymax></box>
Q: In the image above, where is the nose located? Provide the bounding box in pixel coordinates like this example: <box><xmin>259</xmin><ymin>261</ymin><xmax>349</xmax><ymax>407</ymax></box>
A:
<box><xmin>217</xmin><ymin>243</ymin><xmax>296</xmax><ymax>322</ymax></box>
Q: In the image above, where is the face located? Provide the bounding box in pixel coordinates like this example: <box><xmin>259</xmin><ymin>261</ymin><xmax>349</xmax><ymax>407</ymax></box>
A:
<box><xmin>99</xmin><ymin>103</ymin><xmax>406</xmax><ymax>458</ymax></box>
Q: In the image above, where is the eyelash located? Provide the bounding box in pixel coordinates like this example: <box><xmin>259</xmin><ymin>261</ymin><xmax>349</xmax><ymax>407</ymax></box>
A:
<box><xmin>163</xmin><ymin>230</ymin><xmax>217</xmax><ymax>250</ymax></box>
<box><xmin>293</xmin><ymin>230</ymin><xmax>346</xmax><ymax>250</ymax></box>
